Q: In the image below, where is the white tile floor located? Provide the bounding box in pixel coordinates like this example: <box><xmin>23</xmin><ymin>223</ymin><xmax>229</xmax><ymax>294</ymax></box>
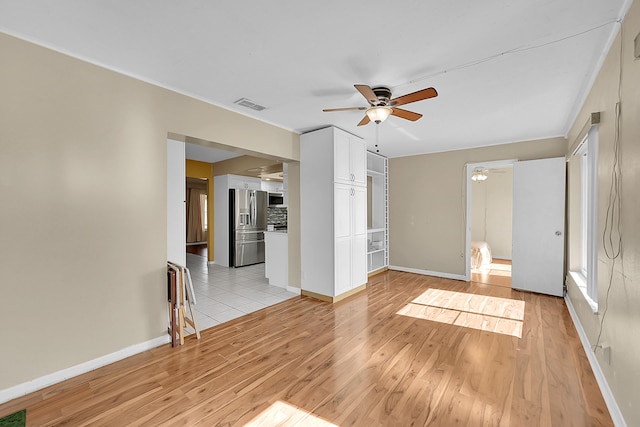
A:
<box><xmin>184</xmin><ymin>253</ymin><xmax>299</xmax><ymax>331</ymax></box>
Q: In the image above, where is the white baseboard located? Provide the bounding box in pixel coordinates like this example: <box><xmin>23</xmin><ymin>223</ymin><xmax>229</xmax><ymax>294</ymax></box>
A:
<box><xmin>564</xmin><ymin>296</ymin><xmax>626</xmax><ymax>427</ymax></box>
<box><xmin>388</xmin><ymin>265</ymin><xmax>466</xmax><ymax>281</ymax></box>
<box><xmin>286</xmin><ymin>286</ymin><xmax>301</xmax><ymax>295</ymax></box>
<box><xmin>0</xmin><ymin>335</ymin><xmax>171</xmax><ymax>405</ymax></box>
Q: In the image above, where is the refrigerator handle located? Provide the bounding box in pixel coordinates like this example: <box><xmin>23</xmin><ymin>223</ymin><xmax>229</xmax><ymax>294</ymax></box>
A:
<box><xmin>250</xmin><ymin>192</ymin><xmax>256</xmax><ymax>227</ymax></box>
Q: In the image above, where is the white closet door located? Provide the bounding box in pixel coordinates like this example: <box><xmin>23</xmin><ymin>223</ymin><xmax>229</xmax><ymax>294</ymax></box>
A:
<box><xmin>352</xmin><ymin>186</ymin><xmax>368</xmax><ymax>287</ymax></box>
<box><xmin>334</xmin><ymin>183</ymin><xmax>352</xmax><ymax>296</ymax></box>
<box><xmin>512</xmin><ymin>157</ymin><xmax>566</xmax><ymax>296</ymax></box>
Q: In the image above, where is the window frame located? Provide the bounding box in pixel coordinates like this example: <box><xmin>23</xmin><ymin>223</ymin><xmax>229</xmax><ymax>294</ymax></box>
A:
<box><xmin>570</xmin><ymin>126</ymin><xmax>598</xmax><ymax>311</ymax></box>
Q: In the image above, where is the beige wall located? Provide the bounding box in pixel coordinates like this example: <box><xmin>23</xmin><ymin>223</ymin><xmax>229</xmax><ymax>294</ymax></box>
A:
<box><xmin>388</xmin><ymin>138</ymin><xmax>566</xmax><ymax>275</ymax></box>
<box><xmin>0</xmin><ymin>33</ymin><xmax>300</xmax><ymax>390</ymax></box>
<box><xmin>565</xmin><ymin>1</ymin><xmax>640</xmax><ymax>423</ymax></box>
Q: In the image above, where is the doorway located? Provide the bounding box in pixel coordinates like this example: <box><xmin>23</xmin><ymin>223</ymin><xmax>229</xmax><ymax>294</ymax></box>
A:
<box><xmin>465</xmin><ymin>159</ymin><xmax>516</xmax><ymax>286</ymax></box>
<box><xmin>167</xmin><ymin>138</ymin><xmax>299</xmax><ymax>331</ymax></box>
<box><xmin>186</xmin><ymin>177</ymin><xmax>208</xmax><ymax>258</ymax></box>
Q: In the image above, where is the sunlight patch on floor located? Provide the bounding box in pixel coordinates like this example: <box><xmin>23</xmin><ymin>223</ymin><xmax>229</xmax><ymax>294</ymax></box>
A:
<box><xmin>487</xmin><ymin>269</ymin><xmax>512</xmax><ymax>277</ymax></box>
<box><xmin>245</xmin><ymin>401</ymin><xmax>338</xmax><ymax>427</ymax></box>
<box><xmin>472</xmin><ymin>262</ymin><xmax>512</xmax><ymax>276</ymax></box>
<box><xmin>397</xmin><ymin>289</ymin><xmax>525</xmax><ymax>338</ymax></box>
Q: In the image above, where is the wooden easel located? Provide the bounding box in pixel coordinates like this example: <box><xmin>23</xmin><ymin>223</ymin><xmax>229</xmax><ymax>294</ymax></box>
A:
<box><xmin>167</xmin><ymin>262</ymin><xmax>200</xmax><ymax>345</ymax></box>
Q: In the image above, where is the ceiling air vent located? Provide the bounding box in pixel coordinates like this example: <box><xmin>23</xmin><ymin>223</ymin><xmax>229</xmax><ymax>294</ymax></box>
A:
<box><xmin>234</xmin><ymin>98</ymin><xmax>266</xmax><ymax>111</ymax></box>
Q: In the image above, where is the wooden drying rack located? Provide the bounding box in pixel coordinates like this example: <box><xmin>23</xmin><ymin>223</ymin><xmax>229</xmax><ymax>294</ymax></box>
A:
<box><xmin>167</xmin><ymin>262</ymin><xmax>200</xmax><ymax>346</ymax></box>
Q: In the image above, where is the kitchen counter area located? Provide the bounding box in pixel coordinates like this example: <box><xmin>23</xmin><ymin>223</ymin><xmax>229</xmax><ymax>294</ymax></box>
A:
<box><xmin>264</xmin><ymin>230</ymin><xmax>288</xmax><ymax>288</ymax></box>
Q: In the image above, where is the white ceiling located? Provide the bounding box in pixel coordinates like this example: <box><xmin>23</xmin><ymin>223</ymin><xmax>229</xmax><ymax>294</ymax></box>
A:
<box><xmin>184</xmin><ymin>143</ymin><xmax>241</xmax><ymax>164</ymax></box>
<box><xmin>0</xmin><ymin>1</ymin><xmax>630</xmax><ymax>158</ymax></box>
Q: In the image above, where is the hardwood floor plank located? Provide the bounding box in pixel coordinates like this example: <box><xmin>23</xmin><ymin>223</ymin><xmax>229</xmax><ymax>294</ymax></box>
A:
<box><xmin>0</xmin><ymin>270</ymin><xmax>613</xmax><ymax>426</ymax></box>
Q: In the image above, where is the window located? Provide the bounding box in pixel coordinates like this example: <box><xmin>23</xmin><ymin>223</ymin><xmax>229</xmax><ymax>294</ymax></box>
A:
<box><xmin>569</xmin><ymin>126</ymin><xmax>598</xmax><ymax>310</ymax></box>
<box><xmin>577</xmin><ymin>142</ymin><xmax>589</xmax><ymax>278</ymax></box>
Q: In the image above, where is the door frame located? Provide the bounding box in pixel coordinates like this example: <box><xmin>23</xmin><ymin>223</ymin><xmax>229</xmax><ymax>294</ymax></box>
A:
<box><xmin>464</xmin><ymin>159</ymin><xmax>517</xmax><ymax>281</ymax></box>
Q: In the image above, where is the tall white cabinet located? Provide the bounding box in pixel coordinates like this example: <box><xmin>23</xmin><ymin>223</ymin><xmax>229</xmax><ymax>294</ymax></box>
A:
<box><xmin>300</xmin><ymin>127</ymin><xmax>368</xmax><ymax>301</ymax></box>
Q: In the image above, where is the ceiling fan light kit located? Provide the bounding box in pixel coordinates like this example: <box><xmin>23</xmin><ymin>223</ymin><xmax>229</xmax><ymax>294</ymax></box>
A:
<box><xmin>471</xmin><ymin>168</ymin><xmax>488</xmax><ymax>182</ymax></box>
<box><xmin>365</xmin><ymin>106</ymin><xmax>393</xmax><ymax>124</ymax></box>
<box><xmin>323</xmin><ymin>84</ymin><xmax>438</xmax><ymax>126</ymax></box>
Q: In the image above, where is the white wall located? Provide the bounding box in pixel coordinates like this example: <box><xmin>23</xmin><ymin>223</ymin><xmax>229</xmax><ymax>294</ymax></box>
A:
<box><xmin>167</xmin><ymin>139</ymin><xmax>186</xmax><ymax>266</ymax></box>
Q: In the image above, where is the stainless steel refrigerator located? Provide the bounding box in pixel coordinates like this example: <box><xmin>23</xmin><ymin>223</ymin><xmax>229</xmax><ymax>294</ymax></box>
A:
<box><xmin>229</xmin><ymin>189</ymin><xmax>267</xmax><ymax>267</ymax></box>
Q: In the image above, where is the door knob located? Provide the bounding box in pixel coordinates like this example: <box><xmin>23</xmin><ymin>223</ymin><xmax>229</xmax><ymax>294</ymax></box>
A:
<box><xmin>555</xmin><ymin>231</ymin><xmax>562</xmax><ymax>236</ymax></box>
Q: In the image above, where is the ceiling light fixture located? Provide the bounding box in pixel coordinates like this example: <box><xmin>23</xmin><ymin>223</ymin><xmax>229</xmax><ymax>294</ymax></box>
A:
<box><xmin>471</xmin><ymin>168</ymin><xmax>488</xmax><ymax>182</ymax></box>
<box><xmin>365</xmin><ymin>106</ymin><xmax>392</xmax><ymax>124</ymax></box>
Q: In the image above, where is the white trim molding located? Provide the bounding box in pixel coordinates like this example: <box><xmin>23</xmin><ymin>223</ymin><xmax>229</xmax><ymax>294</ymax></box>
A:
<box><xmin>564</xmin><ymin>296</ymin><xmax>626</xmax><ymax>427</ymax></box>
<box><xmin>0</xmin><ymin>335</ymin><xmax>171</xmax><ymax>405</ymax></box>
<box><xmin>286</xmin><ymin>286</ymin><xmax>302</xmax><ymax>295</ymax></box>
<box><xmin>388</xmin><ymin>265</ymin><xmax>466</xmax><ymax>282</ymax></box>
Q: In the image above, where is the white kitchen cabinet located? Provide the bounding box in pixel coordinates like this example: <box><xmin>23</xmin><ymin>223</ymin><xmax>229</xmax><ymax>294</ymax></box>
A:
<box><xmin>261</xmin><ymin>180</ymin><xmax>284</xmax><ymax>192</ymax></box>
<box><xmin>334</xmin><ymin>183</ymin><xmax>367</xmax><ymax>295</ymax></box>
<box><xmin>333</xmin><ymin>129</ymin><xmax>367</xmax><ymax>187</ymax></box>
<box><xmin>300</xmin><ymin>126</ymin><xmax>368</xmax><ymax>300</ymax></box>
<box><xmin>264</xmin><ymin>231</ymin><xmax>288</xmax><ymax>288</ymax></box>
<box><xmin>228</xmin><ymin>174</ymin><xmax>262</xmax><ymax>190</ymax></box>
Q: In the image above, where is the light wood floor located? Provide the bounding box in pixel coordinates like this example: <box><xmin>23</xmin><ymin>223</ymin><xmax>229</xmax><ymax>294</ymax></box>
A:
<box><xmin>0</xmin><ymin>271</ymin><xmax>611</xmax><ymax>426</ymax></box>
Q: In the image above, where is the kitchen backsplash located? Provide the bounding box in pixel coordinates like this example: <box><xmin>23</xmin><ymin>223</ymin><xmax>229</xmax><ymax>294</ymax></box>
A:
<box><xmin>267</xmin><ymin>207</ymin><xmax>287</xmax><ymax>225</ymax></box>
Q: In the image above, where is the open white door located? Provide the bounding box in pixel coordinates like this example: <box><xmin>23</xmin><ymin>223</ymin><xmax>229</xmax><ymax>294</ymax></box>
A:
<box><xmin>512</xmin><ymin>157</ymin><xmax>565</xmax><ymax>296</ymax></box>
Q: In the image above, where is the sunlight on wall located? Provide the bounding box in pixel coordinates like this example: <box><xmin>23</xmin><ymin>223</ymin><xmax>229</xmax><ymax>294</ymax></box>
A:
<box><xmin>245</xmin><ymin>401</ymin><xmax>338</xmax><ymax>426</ymax></box>
<box><xmin>397</xmin><ymin>289</ymin><xmax>525</xmax><ymax>338</ymax></box>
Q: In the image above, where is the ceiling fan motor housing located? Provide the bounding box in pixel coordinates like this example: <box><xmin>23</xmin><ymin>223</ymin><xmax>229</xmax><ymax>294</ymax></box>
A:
<box><xmin>372</xmin><ymin>87</ymin><xmax>392</xmax><ymax>105</ymax></box>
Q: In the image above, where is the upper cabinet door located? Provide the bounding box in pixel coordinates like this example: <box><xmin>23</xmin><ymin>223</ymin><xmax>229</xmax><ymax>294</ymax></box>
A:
<box><xmin>334</xmin><ymin>131</ymin><xmax>352</xmax><ymax>184</ymax></box>
<box><xmin>229</xmin><ymin>175</ymin><xmax>262</xmax><ymax>190</ymax></box>
<box><xmin>350</xmin><ymin>138</ymin><xmax>367</xmax><ymax>187</ymax></box>
<box><xmin>334</xmin><ymin>129</ymin><xmax>366</xmax><ymax>187</ymax></box>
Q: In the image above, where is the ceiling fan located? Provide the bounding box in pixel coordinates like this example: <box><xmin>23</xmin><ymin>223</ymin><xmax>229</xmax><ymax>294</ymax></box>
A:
<box><xmin>323</xmin><ymin>84</ymin><xmax>438</xmax><ymax>126</ymax></box>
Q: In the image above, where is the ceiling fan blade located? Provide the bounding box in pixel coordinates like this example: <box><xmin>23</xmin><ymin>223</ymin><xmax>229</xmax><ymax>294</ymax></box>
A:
<box><xmin>357</xmin><ymin>115</ymin><xmax>371</xmax><ymax>126</ymax></box>
<box><xmin>323</xmin><ymin>107</ymin><xmax>367</xmax><ymax>112</ymax></box>
<box><xmin>389</xmin><ymin>87</ymin><xmax>438</xmax><ymax>107</ymax></box>
<box><xmin>354</xmin><ymin>84</ymin><xmax>379</xmax><ymax>105</ymax></box>
<box><xmin>391</xmin><ymin>108</ymin><xmax>423</xmax><ymax>121</ymax></box>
